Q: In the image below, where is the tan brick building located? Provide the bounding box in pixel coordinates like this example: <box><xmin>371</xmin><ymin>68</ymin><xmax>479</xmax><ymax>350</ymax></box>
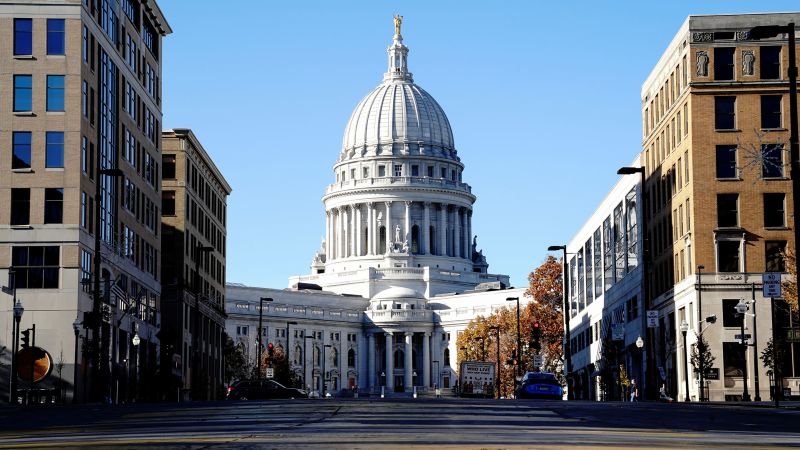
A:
<box><xmin>0</xmin><ymin>0</ymin><xmax>170</xmax><ymax>403</ymax></box>
<box><xmin>641</xmin><ymin>13</ymin><xmax>799</xmax><ymax>401</ymax></box>
<box><xmin>161</xmin><ymin>129</ymin><xmax>231</xmax><ymax>401</ymax></box>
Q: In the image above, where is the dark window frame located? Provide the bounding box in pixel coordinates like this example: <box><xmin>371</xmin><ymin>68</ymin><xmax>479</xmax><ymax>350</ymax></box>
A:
<box><xmin>717</xmin><ymin>193</ymin><xmax>739</xmax><ymax>227</ymax></box>
<box><xmin>714</xmin><ymin>47</ymin><xmax>735</xmax><ymax>80</ymax></box>
<box><xmin>762</xmin><ymin>144</ymin><xmax>784</xmax><ymax>178</ymax></box>
<box><xmin>47</xmin><ymin>75</ymin><xmax>66</xmax><ymax>111</ymax></box>
<box><xmin>11</xmin><ymin>246</ymin><xmax>60</xmax><ymax>289</ymax></box>
<box><xmin>11</xmin><ymin>188</ymin><xmax>31</xmax><ymax>226</ymax></box>
<box><xmin>764</xmin><ymin>193</ymin><xmax>786</xmax><ymax>228</ymax></box>
<box><xmin>14</xmin><ymin>19</ymin><xmax>33</xmax><ymax>56</ymax></box>
<box><xmin>715</xmin><ymin>145</ymin><xmax>737</xmax><ymax>179</ymax></box>
<box><xmin>46</xmin><ymin>19</ymin><xmax>66</xmax><ymax>55</ymax></box>
<box><xmin>44</xmin><ymin>188</ymin><xmax>64</xmax><ymax>224</ymax></box>
<box><xmin>760</xmin><ymin>46</ymin><xmax>781</xmax><ymax>80</ymax></box>
<box><xmin>12</xmin><ymin>131</ymin><xmax>32</xmax><ymax>169</ymax></box>
<box><xmin>715</xmin><ymin>96</ymin><xmax>736</xmax><ymax>130</ymax></box>
<box><xmin>761</xmin><ymin>95</ymin><xmax>782</xmax><ymax>129</ymax></box>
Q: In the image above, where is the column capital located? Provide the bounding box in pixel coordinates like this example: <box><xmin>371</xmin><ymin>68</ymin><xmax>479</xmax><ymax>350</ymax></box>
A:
<box><xmin>384</xmin><ymin>201</ymin><xmax>392</xmax><ymax>208</ymax></box>
<box><xmin>325</xmin><ymin>210</ymin><xmax>331</xmax><ymax>217</ymax></box>
<box><xmin>423</xmin><ymin>332</ymin><xmax>431</xmax><ymax>337</ymax></box>
<box><xmin>424</xmin><ymin>201</ymin><xmax>432</xmax><ymax>207</ymax></box>
<box><xmin>405</xmin><ymin>200</ymin><xmax>412</xmax><ymax>207</ymax></box>
<box><xmin>384</xmin><ymin>332</ymin><xmax>393</xmax><ymax>337</ymax></box>
<box><xmin>405</xmin><ymin>331</ymin><xmax>414</xmax><ymax>337</ymax></box>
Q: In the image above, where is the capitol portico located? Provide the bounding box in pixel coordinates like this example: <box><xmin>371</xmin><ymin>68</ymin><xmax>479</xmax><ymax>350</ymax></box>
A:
<box><xmin>226</xmin><ymin>18</ymin><xmax>528</xmax><ymax>395</ymax></box>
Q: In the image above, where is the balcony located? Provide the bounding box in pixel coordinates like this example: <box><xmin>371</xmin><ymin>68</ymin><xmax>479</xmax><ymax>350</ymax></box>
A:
<box><xmin>325</xmin><ymin>176</ymin><xmax>473</xmax><ymax>196</ymax></box>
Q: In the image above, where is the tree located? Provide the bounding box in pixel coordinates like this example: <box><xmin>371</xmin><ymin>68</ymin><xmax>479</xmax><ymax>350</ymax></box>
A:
<box><xmin>259</xmin><ymin>346</ymin><xmax>300</xmax><ymax>388</ymax></box>
<box><xmin>524</xmin><ymin>255</ymin><xmax>565</xmax><ymax>377</ymax></box>
<box><xmin>690</xmin><ymin>333</ymin><xmax>716</xmax><ymax>397</ymax></box>
<box><xmin>760</xmin><ymin>337</ymin><xmax>785</xmax><ymax>378</ymax></box>
<box><xmin>782</xmin><ymin>250</ymin><xmax>798</xmax><ymax>315</ymax></box>
<box><xmin>223</xmin><ymin>335</ymin><xmax>251</xmax><ymax>384</ymax></box>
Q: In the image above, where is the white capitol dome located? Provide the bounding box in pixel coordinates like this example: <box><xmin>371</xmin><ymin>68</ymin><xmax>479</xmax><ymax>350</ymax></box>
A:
<box><xmin>339</xmin><ymin>31</ymin><xmax>457</xmax><ymax>162</ymax></box>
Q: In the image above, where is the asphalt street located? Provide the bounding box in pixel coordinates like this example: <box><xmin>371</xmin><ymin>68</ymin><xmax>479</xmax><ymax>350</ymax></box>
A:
<box><xmin>0</xmin><ymin>398</ymin><xmax>798</xmax><ymax>449</ymax></box>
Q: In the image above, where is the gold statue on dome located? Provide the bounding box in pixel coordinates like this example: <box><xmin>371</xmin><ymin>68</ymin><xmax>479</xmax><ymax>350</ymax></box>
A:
<box><xmin>394</xmin><ymin>15</ymin><xmax>403</xmax><ymax>35</ymax></box>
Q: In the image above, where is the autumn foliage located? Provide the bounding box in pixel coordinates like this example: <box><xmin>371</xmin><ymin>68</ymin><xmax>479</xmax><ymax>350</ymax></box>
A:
<box><xmin>456</xmin><ymin>255</ymin><xmax>565</xmax><ymax>397</ymax></box>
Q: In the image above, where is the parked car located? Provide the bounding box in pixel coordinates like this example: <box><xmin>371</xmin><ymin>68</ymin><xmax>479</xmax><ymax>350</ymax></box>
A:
<box><xmin>226</xmin><ymin>379</ymin><xmax>307</xmax><ymax>400</ymax></box>
<box><xmin>516</xmin><ymin>372</ymin><xmax>563</xmax><ymax>400</ymax></box>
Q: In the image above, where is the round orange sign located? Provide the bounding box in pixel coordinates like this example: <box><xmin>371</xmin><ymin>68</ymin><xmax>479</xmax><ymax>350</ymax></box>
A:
<box><xmin>15</xmin><ymin>347</ymin><xmax>53</xmax><ymax>383</ymax></box>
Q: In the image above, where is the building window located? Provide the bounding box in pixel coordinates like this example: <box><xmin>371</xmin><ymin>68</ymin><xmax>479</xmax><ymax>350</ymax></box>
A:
<box><xmin>765</xmin><ymin>241</ymin><xmax>787</xmax><ymax>272</ymax></box>
<box><xmin>760</xmin><ymin>46</ymin><xmax>781</xmax><ymax>80</ymax></box>
<box><xmin>348</xmin><ymin>349</ymin><xmax>356</xmax><ymax>368</ymax></box>
<box><xmin>11</xmin><ymin>246</ymin><xmax>60</xmax><ymax>289</ymax></box>
<box><xmin>717</xmin><ymin>240</ymin><xmax>740</xmax><ymax>272</ymax></box>
<box><xmin>715</xmin><ymin>145</ymin><xmax>737</xmax><ymax>179</ymax></box>
<box><xmin>411</xmin><ymin>165</ymin><xmax>419</xmax><ymax>176</ymax></box>
<box><xmin>714</xmin><ymin>48</ymin><xmax>735</xmax><ymax>80</ymax></box>
<box><xmin>722</xmin><ymin>300</ymin><xmax>745</xmax><ymax>327</ymax></box>
<box><xmin>363</xmin><ymin>167</ymin><xmax>369</xmax><ymax>178</ymax></box>
<box><xmin>47</xmin><ymin>75</ymin><xmax>65</xmax><ymax>111</ymax></box>
<box><xmin>47</xmin><ymin>19</ymin><xmax>65</xmax><ymax>55</ymax></box>
<box><xmin>394</xmin><ymin>164</ymin><xmax>402</xmax><ymax>177</ymax></box>
<box><xmin>81</xmin><ymin>136</ymin><xmax>88</xmax><ymax>174</ymax></box>
<box><xmin>427</xmin><ymin>165</ymin><xmax>434</xmax><ymax>177</ymax></box>
<box><xmin>82</xmin><ymin>80</ymin><xmax>88</xmax><ymax>117</ymax></box>
<box><xmin>723</xmin><ymin>341</ymin><xmax>745</xmax><ymax>379</ymax></box>
<box><xmin>441</xmin><ymin>167</ymin><xmax>447</xmax><ymax>179</ymax></box>
<box><xmin>715</xmin><ymin>96</ymin><xmax>736</xmax><ymax>130</ymax></box>
<box><xmin>83</xmin><ymin>25</ymin><xmax>88</xmax><ymax>62</ymax></box>
<box><xmin>46</xmin><ymin>132</ymin><xmax>65</xmax><ymax>168</ymax></box>
<box><xmin>14</xmin><ymin>75</ymin><xmax>33</xmax><ymax>112</ymax></box>
<box><xmin>11</xmin><ymin>188</ymin><xmax>31</xmax><ymax>225</ymax></box>
<box><xmin>163</xmin><ymin>155</ymin><xmax>176</xmax><ymax>179</ymax></box>
<box><xmin>764</xmin><ymin>193</ymin><xmax>786</xmax><ymax>227</ymax></box>
<box><xmin>761</xmin><ymin>95</ymin><xmax>782</xmax><ymax>129</ymax></box>
<box><xmin>44</xmin><ymin>188</ymin><xmax>64</xmax><ymax>224</ymax></box>
<box><xmin>81</xmin><ymin>191</ymin><xmax>88</xmax><ymax>229</ymax></box>
<box><xmin>162</xmin><ymin>190</ymin><xmax>176</xmax><ymax>216</ymax></box>
<box><xmin>760</xmin><ymin>144</ymin><xmax>784</xmax><ymax>178</ymax></box>
<box><xmin>14</xmin><ymin>19</ymin><xmax>33</xmax><ymax>55</ymax></box>
<box><xmin>717</xmin><ymin>194</ymin><xmax>738</xmax><ymax>227</ymax></box>
<box><xmin>12</xmin><ymin>132</ymin><xmax>32</xmax><ymax>170</ymax></box>
<box><xmin>378</xmin><ymin>165</ymin><xmax>385</xmax><ymax>177</ymax></box>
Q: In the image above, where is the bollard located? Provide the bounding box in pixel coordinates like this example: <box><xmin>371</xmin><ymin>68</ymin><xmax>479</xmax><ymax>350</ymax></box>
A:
<box><xmin>381</xmin><ymin>386</ymin><xmax>385</xmax><ymax>398</ymax></box>
<box><xmin>413</xmin><ymin>386</ymin><xmax>417</xmax><ymax>398</ymax></box>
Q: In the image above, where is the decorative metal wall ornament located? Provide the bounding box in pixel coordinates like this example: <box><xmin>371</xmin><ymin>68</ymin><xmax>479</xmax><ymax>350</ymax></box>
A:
<box><xmin>692</xmin><ymin>32</ymin><xmax>713</xmax><ymax>42</ymax></box>
<box><xmin>696</xmin><ymin>51</ymin><xmax>709</xmax><ymax>77</ymax></box>
<box><xmin>742</xmin><ymin>50</ymin><xmax>755</xmax><ymax>76</ymax></box>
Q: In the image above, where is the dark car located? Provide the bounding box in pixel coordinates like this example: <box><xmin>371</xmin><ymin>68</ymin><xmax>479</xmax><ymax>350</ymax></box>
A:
<box><xmin>226</xmin><ymin>379</ymin><xmax>307</xmax><ymax>400</ymax></box>
<box><xmin>516</xmin><ymin>372</ymin><xmax>563</xmax><ymax>400</ymax></box>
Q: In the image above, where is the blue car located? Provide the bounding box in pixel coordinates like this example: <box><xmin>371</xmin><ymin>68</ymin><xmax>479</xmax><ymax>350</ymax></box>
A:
<box><xmin>517</xmin><ymin>372</ymin><xmax>563</xmax><ymax>400</ymax></box>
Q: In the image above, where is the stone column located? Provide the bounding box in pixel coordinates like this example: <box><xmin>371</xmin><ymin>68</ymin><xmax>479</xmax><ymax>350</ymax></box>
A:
<box><xmin>423</xmin><ymin>332</ymin><xmax>431</xmax><ymax>388</ymax></box>
<box><xmin>404</xmin><ymin>201</ymin><xmax>411</xmax><ymax>246</ymax></box>
<box><xmin>466</xmin><ymin>210</ymin><xmax>472</xmax><ymax>261</ymax></box>
<box><xmin>454</xmin><ymin>208</ymin><xmax>461</xmax><ymax>259</ymax></box>
<box><xmin>340</xmin><ymin>208</ymin><xmax>346</xmax><ymax>259</ymax></box>
<box><xmin>325</xmin><ymin>210</ymin><xmax>331</xmax><ymax>259</ymax></box>
<box><xmin>368</xmin><ymin>332</ymin><xmax>376</xmax><ymax>390</ymax></box>
<box><xmin>385</xmin><ymin>332</ymin><xmax>393</xmax><ymax>390</ymax></box>
<box><xmin>422</xmin><ymin>202</ymin><xmax>431</xmax><ymax>255</ymax></box>
<box><xmin>385</xmin><ymin>201</ymin><xmax>392</xmax><ymax>252</ymax></box>
<box><xmin>368</xmin><ymin>202</ymin><xmax>375</xmax><ymax>255</ymax></box>
<box><xmin>404</xmin><ymin>333</ymin><xmax>413</xmax><ymax>392</ymax></box>
<box><xmin>354</xmin><ymin>203</ymin><xmax>363</xmax><ymax>256</ymax></box>
<box><xmin>350</xmin><ymin>205</ymin><xmax>357</xmax><ymax>257</ymax></box>
<box><xmin>439</xmin><ymin>204</ymin><xmax>447</xmax><ymax>257</ymax></box>
<box><xmin>332</xmin><ymin>208</ymin><xmax>339</xmax><ymax>260</ymax></box>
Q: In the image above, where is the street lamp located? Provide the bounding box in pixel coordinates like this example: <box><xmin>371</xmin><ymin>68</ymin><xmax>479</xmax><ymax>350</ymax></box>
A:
<box><xmin>697</xmin><ymin>264</ymin><xmax>706</xmax><ymax>401</ymax></box>
<box><xmin>303</xmin><ymin>335</ymin><xmax>314</xmax><ymax>392</ymax></box>
<box><xmin>72</xmin><ymin>318</ymin><xmax>82</xmax><ymax>404</ymax></box>
<box><xmin>12</xmin><ymin>301</ymin><xmax>24</xmax><ymax>404</ymax></box>
<box><xmin>616</xmin><ymin>166</ymin><xmax>651</xmax><ymax>400</ymax></box>
<box><xmin>735</xmin><ymin>299</ymin><xmax>751</xmax><ymax>401</ymax></box>
<box><xmin>489</xmin><ymin>325</ymin><xmax>501</xmax><ymax>399</ymax></box>
<box><xmin>506</xmin><ymin>297</ymin><xmax>522</xmax><ymax>382</ymax></box>
<box><xmin>131</xmin><ymin>332</ymin><xmax>140</xmax><ymax>403</ymax></box>
<box><xmin>680</xmin><ymin>320</ymin><xmax>690</xmax><ymax>402</ymax></box>
<box><xmin>749</xmin><ymin>24</ymin><xmax>799</xmax><ymax>280</ymax></box>
<box><xmin>322</xmin><ymin>344</ymin><xmax>332</xmax><ymax>398</ymax></box>
<box><xmin>547</xmin><ymin>245</ymin><xmax>572</xmax><ymax>399</ymax></box>
<box><xmin>286</xmin><ymin>321</ymin><xmax>298</xmax><ymax>385</ymax></box>
<box><xmin>256</xmin><ymin>297</ymin><xmax>273</xmax><ymax>378</ymax></box>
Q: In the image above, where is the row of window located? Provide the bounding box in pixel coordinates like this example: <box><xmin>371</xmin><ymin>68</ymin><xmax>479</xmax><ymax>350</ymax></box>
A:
<box><xmin>184</xmin><ymin>193</ymin><xmax>225</xmax><ymax>256</ymax></box>
<box><xmin>13</xmin><ymin>19</ymin><xmax>65</xmax><ymax>56</ymax></box>
<box><xmin>646</xmin><ymin>104</ymin><xmax>688</xmax><ymax>178</ymax></box>
<box><xmin>711</xmin><ymin>46</ymin><xmax>781</xmax><ymax>81</ymax></box>
<box><xmin>644</xmin><ymin>53</ymin><xmax>688</xmax><ymax>137</ymax></box>
<box><xmin>717</xmin><ymin>192</ymin><xmax>786</xmax><ymax>228</ymax></box>
<box><xmin>186</xmin><ymin>159</ymin><xmax>227</xmax><ymax>226</ymax></box>
<box><xmin>11</xmin><ymin>75</ymin><xmax>65</xmax><ymax>112</ymax></box>
<box><xmin>336</xmin><ymin>163</ymin><xmax>461</xmax><ymax>183</ymax></box>
<box><xmin>10</xmin><ymin>188</ymin><xmax>64</xmax><ymax>226</ymax></box>
<box><xmin>11</xmin><ymin>131</ymin><xmax>64</xmax><ymax>169</ymax></box>
<box><xmin>715</xmin><ymin>95</ymin><xmax>783</xmax><ymax>130</ymax></box>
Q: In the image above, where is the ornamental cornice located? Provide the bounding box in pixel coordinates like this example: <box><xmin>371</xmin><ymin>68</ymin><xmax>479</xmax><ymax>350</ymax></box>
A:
<box><xmin>322</xmin><ymin>186</ymin><xmax>476</xmax><ymax>204</ymax></box>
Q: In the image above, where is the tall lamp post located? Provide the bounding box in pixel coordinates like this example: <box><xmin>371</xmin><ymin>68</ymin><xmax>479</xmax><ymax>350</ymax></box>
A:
<box><xmin>680</xmin><ymin>320</ymin><xmax>690</xmax><ymax>402</ymax></box>
<box><xmin>131</xmin><ymin>332</ymin><xmax>140</xmax><ymax>402</ymax></box>
<box><xmin>749</xmin><ymin>24</ymin><xmax>799</xmax><ymax>278</ymax></box>
<box><xmin>286</xmin><ymin>321</ymin><xmax>298</xmax><ymax>385</ymax></box>
<box><xmin>697</xmin><ymin>264</ymin><xmax>705</xmax><ymax>401</ymax></box>
<box><xmin>322</xmin><ymin>344</ymin><xmax>331</xmax><ymax>397</ymax></box>
<box><xmin>617</xmin><ymin>166</ymin><xmax>651</xmax><ymax>400</ymax></box>
<box><xmin>11</xmin><ymin>301</ymin><xmax>24</xmax><ymax>404</ymax></box>
<box><xmin>303</xmin><ymin>335</ymin><xmax>314</xmax><ymax>392</ymax></box>
<box><xmin>5</xmin><ymin>269</ymin><xmax>18</xmax><ymax>404</ymax></box>
<box><xmin>735</xmin><ymin>300</ymin><xmax>751</xmax><ymax>401</ymax></box>
<box><xmin>547</xmin><ymin>245</ymin><xmax>572</xmax><ymax>399</ymax></box>
<box><xmin>489</xmin><ymin>325</ymin><xmax>501</xmax><ymax>399</ymax></box>
<box><xmin>72</xmin><ymin>318</ymin><xmax>82</xmax><ymax>404</ymax></box>
<box><xmin>256</xmin><ymin>297</ymin><xmax>273</xmax><ymax>378</ymax></box>
<box><xmin>191</xmin><ymin>244</ymin><xmax>214</xmax><ymax>400</ymax></box>
<box><xmin>506</xmin><ymin>297</ymin><xmax>522</xmax><ymax>383</ymax></box>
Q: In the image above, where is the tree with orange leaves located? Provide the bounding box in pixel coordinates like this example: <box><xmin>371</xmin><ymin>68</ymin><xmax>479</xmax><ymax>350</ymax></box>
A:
<box><xmin>524</xmin><ymin>255</ymin><xmax>565</xmax><ymax>378</ymax></box>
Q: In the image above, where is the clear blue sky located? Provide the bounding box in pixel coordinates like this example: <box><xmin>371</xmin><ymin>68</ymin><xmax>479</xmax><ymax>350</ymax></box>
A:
<box><xmin>158</xmin><ymin>1</ymin><xmax>798</xmax><ymax>290</ymax></box>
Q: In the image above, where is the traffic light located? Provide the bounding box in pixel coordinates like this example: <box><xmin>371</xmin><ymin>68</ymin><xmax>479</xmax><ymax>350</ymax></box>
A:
<box><xmin>267</xmin><ymin>343</ymin><xmax>274</xmax><ymax>359</ymax></box>
<box><xmin>531</xmin><ymin>322</ymin><xmax>541</xmax><ymax>352</ymax></box>
<box><xmin>20</xmin><ymin>329</ymin><xmax>31</xmax><ymax>349</ymax></box>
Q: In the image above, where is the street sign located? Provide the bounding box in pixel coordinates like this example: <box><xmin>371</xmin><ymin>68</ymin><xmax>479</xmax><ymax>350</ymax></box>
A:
<box><xmin>533</xmin><ymin>355</ymin><xmax>543</xmax><ymax>367</ymax></box>
<box><xmin>265</xmin><ymin>367</ymin><xmax>275</xmax><ymax>379</ymax></box>
<box><xmin>704</xmin><ymin>368</ymin><xmax>719</xmax><ymax>380</ymax></box>
<box><xmin>612</xmin><ymin>324</ymin><xmax>624</xmax><ymax>341</ymax></box>
<box><xmin>735</xmin><ymin>334</ymin><xmax>751</xmax><ymax>342</ymax></box>
<box><xmin>647</xmin><ymin>310</ymin><xmax>659</xmax><ymax>328</ymax></box>
<box><xmin>787</xmin><ymin>328</ymin><xmax>800</xmax><ymax>343</ymax></box>
<box><xmin>1</xmin><ymin>286</ymin><xmax>12</xmax><ymax>295</ymax></box>
<box><xmin>762</xmin><ymin>272</ymin><xmax>782</xmax><ymax>298</ymax></box>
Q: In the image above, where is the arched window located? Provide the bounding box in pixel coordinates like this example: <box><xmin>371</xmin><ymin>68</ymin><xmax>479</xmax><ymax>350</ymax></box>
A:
<box><xmin>411</xmin><ymin>225</ymin><xmax>419</xmax><ymax>254</ymax></box>
<box><xmin>348</xmin><ymin>349</ymin><xmax>356</xmax><ymax>368</ymax></box>
<box><xmin>314</xmin><ymin>346</ymin><xmax>321</xmax><ymax>366</ymax></box>
<box><xmin>379</xmin><ymin>226</ymin><xmax>386</xmax><ymax>253</ymax></box>
<box><xmin>443</xmin><ymin>348</ymin><xmax>450</xmax><ymax>367</ymax></box>
<box><xmin>294</xmin><ymin>345</ymin><xmax>303</xmax><ymax>365</ymax></box>
<box><xmin>330</xmin><ymin>348</ymin><xmax>338</xmax><ymax>368</ymax></box>
<box><xmin>429</xmin><ymin>226</ymin><xmax>436</xmax><ymax>255</ymax></box>
<box><xmin>394</xmin><ymin>350</ymin><xmax>404</xmax><ymax>368</ymax></box>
